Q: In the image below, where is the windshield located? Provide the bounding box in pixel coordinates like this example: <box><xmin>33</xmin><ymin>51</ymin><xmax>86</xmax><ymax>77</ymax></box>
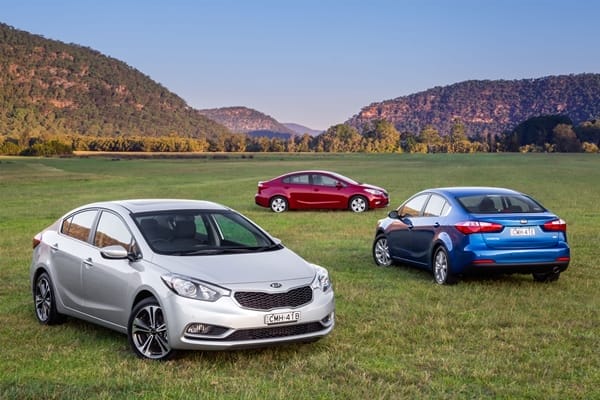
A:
<box><xmin>456</xmin><ymin>194</ymin><xmax>546</xmax><ymax>214</ymax></box>
<box><xmin>329</xmin><ymin>172</ymin><xmax>359</xmax><ymax>185</ymax></box>
<box><xmin>133</xmin><ymin>210</ymin><xmax>279</xmax><ymax>255</ymax></box>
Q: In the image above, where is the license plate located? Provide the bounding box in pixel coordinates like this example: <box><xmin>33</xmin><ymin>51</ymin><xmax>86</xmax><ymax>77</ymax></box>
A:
<box><xmin>510</xmin><ymin>227</ymin><xmax>535</xmax><ymax>237</ymax></box>
<box><xmin>264</xmin><ymin>311</ymin><xmax>300</xmax><ymax>325</ymax></box>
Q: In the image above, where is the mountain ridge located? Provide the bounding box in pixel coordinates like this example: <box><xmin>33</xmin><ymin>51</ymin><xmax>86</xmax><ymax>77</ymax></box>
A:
<box><xmin>283</xmin><ymin>123</ymin><xmax>323</xmax><ymax>137</ymax></box>
<box><xmin>0</xmin><ymin>22</ymin><xmax>230</xmax><ymax>139</ymax></box>
<box><xmin>196</xmin><ymin>106</ymin><xmax>295</xmax><ymax>138</ymax></box>
<box><xmin>347</xmin><ymin>74</ymin><xmax>600</xmax><ymax>137</ymax></box>
<box><xmin>2</xmin><ymin>21</ymin><xmax>598</xmax><ymax>147</ymax></box>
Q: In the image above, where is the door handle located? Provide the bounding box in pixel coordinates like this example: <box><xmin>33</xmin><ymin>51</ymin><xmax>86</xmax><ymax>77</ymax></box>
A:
<box><xmin>50</xmin><ymin>243</ymin><xmax>59</xmax><ymax>251</ymax></box>
<box><xmin>407</xmin><ymin>224</ymin><xmax>414</xmax><ymax>230</ymax></box>
<box><xmin>83</xmin><ymin>258</ymin><xmax>93</xmax><ymax>268</ymax></box>
<box><xmin>434</xmin><ymin>222</ymin><xmax>440</xmax><ymax>228</ymax></box>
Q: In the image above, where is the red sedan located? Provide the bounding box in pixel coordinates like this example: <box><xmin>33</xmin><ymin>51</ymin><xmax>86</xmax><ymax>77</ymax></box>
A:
<box><xmin>255</xmin><ymin>170</ymin><xmax>389</xmax><ymax>213</ymax></box>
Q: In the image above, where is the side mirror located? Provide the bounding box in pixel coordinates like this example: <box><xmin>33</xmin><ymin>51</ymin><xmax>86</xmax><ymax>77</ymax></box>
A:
<box><xmin>388</xmin><ymin>210</ymin><xmax>400</xmax><ymax>219</ymax></box>
<box><xmin>100</xmin><ymin>245</ymin><xmax>130</xmax><ymax>260</ymax></box>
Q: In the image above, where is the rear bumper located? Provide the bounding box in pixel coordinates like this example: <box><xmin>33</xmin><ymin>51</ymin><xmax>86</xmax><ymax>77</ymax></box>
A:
<box><xmin>254</xmin><ymin>194</ymin><xmax>269</xmax><ymax>208</ymax></box>
<box><xmin>452</xmin><ymin>244</ymin><xmax>570</xmax><ymax>276</ymax></box>
<box><xmin>463</xmin><ymin>260</ymin><xmax>569</xmax><ymax>275</ymax></box>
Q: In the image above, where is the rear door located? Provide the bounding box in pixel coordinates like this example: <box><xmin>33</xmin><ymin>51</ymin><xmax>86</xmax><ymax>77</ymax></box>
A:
<box><xmin>281</xmin><ymin>173</ymin><xmax>312</xmax><ymax>208</ymax></box>
<box><xmin>52</xmin><ymin>209</ymin><xmax>99</xmax><ymax>312</ymax></box>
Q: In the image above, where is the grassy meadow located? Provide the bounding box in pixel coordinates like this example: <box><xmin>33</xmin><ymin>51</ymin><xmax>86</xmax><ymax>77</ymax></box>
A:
<box><xmin>0</xmin><ymin>153</ymin><xmax>598</xmax><ymax>399</ymax></box>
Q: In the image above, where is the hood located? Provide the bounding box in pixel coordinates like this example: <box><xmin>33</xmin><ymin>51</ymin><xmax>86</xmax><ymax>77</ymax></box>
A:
<box><xmin>362</xmin><ymin>183</ymin><xmax>387</xmax><ymax>194</ymax></box>
<box><xmin>149</xmin><ymin>247</ymin><xmax>315</xmax><ymax>286</ymax></box>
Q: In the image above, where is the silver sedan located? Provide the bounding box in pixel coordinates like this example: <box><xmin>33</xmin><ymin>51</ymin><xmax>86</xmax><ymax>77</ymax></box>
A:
<box><xmin>31</xmin><ymin>199</ymin><xmax>335</xmax><ymax>360</ymax></box>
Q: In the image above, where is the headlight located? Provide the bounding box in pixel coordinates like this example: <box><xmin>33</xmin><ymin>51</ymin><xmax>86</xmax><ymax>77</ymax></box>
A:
<box><xmin>365</xmin><ymin>188</ymin><xmax>384</xmax><ymax>196</ymax></box>
<box><xmin>161</xmin><ymin>274</ymin><xmax>230</xmax><ymax>302</ymax></box>
<box><xmin>311</xmin><ymin>265</ymin><xmax>332</xmax><ymax>292</ymax></box>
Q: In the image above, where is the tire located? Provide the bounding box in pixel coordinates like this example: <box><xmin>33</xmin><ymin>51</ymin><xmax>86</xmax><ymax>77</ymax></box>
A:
<box><xmin>532</xmin><ymin>270</ymin><xmax>561</xmax><ymax>282</ymax></box>
<box><xmin>433</xmin><ymin>246</ymin><xmax>457</xmax><ymax>285</ymax></box>
<box><xmin>128</xmin><ymin>298</ymin><xmax>175</xmax><ymax>360</ymax></box>
<box><xmin>270</xmin><ymin>196</ymin><xmax>288</xmax><ymax>213</ymax></box>
<box><xmin>33</xmin><ymin>272</ymin><xmax>65</xmax><ymax>325</ymax></box>
<box><xmin>373</xmin><ymin>234</ymin><xmax>392</xmax><ymax>266</ymax></box>
<box><xmin>349</xmin><ymin>196</ymin><xmax>368</xmax><ymax>213</ymax></box>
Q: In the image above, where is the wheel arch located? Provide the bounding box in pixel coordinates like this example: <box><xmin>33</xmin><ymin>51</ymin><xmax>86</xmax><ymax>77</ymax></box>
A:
<box><xmin>131</xmin><ymin>289</ymin><xmax>158</xmax><ymax>311</ymax></box>
<box><xmin>31</xmin><ymin>266</ymin><xmax>50</xmax><ymax>291</ymax></box>
<box><xmin>430</xmin><ymin>233</ymin><xmax>453</xmax><ymax>270</ymax></box>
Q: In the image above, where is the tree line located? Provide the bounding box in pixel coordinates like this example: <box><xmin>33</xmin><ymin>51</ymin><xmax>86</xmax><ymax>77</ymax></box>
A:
<box><xmin>1</xmin><ymin>116</ymin><xmax>599</xmax><ymax>156</ymax></box>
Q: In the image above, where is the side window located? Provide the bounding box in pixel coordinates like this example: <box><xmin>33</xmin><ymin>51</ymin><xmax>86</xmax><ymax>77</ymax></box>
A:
<box><xmin>314</xmin><ymin>175</ymin><xmax>338</xmax><ymax>187</ymax></box>
<box><xmin>423</xmin><ymin>194</ymin><xmax>447</xmax><ymax>217</ymax></box>
<box><xmin>440</xmin><ymin>202</ymin><xmax>452</xmax><ymax>217</ymax></box>
<box><xmin>62</xmin><ymin>210</ymin><xmax>97</xmax><ymax>242</ymax></box>
<box><xmin>94</xmin><ymin>211</ymin><xmax>133</xmax><ymax>250</ymax></box>
<box><xmin>399</xmin><ymin>194</ymin><xmax>429</xmax><ymax>218</ymax></box>
<box><xmin>283</xmin><ymin>174</ymin><xmax>309</xmax><ymax>184</ymax></box>
<box><xmin>194</xmin><ymin>216</ymin><xmax>208</xmax><ymax>236</ymax></box>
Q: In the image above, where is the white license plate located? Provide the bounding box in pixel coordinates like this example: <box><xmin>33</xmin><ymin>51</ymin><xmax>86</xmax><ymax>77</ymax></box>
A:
<box><xmin>510</xmin><ymin>227</ymin><xmax>535</xmax><ymax>237</ymax></box>
<box><xmin>264</xmin><ymin>311</ymin><xmax>300</xmax><ymax>325</ymax></box>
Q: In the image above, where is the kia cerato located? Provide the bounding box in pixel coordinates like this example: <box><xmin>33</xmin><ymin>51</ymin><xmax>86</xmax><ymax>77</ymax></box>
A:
<box><xmin>372</xmin><ymin>187</ymin><xmax>570</xmax><ymax>284</ymax></box>
<box><xmin>255</xmin><ymin>170</ymin><xmax>389</xmax><ymax>213</ymax></box>
<box><xmin>31</xmin><ymin>199</ymin><xmax>335</xmax><ymax>360</ymax></box>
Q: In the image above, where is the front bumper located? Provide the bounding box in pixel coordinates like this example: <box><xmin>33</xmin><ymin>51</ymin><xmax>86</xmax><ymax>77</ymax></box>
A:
<box><xmin>162</xmin><ymin>289</ymin><xmax>335</xmax><ymax>350</ymax></box>
<box><xmin>368</xmin><ymin>195</ymin><xmax>390</xmax><ymax>209</ymax></box>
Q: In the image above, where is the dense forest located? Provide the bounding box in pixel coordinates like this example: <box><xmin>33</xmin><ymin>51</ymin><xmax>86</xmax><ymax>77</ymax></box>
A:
<box><xmin>1</xmin><ymin>22</ymin><xmax>599</xmax><ymax>155</ymax></box>
<box><xmin>2</xmin><ymin>116</ymin><xmax>599</xmax><ymax>155</ymax></box>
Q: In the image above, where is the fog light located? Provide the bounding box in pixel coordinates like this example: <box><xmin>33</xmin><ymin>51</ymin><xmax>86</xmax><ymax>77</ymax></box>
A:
<box><xmin>186</xmin><ymin>323</ymin><xmax>212</xmax><ymax>335</ymax></box>
<box><xmin>321</xmin><ymin>312</ymin><xmax>334</xmax><ymax>325</ymax></box>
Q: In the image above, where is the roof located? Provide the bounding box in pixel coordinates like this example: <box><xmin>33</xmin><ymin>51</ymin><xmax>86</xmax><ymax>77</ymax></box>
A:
<box><xmin>78</xmin><ymin>199</ymin><xmax>229</xmax><ymax>214</ymax></box>
<box><xmin>426</xmin><ymin>187</ymin><xmax>523</xmax><ymax>197</ymax></box>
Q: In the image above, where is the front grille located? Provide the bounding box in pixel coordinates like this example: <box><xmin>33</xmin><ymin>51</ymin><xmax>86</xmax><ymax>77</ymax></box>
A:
<box><xmin>223</xmin><ymin>322</ymin><xmax>324</xmax><ymax>341</ymax></box>
<box><xmin>234</xmin><ymin>286</ymin><xmax>313</xmax><ymax>310</ymax></box>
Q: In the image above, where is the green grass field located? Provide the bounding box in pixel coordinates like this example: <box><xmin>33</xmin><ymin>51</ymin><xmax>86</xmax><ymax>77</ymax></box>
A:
<box><xmin>1</xmin><ymin>153</ymin><xmax>598</xmax><ymax>399</ymax></box>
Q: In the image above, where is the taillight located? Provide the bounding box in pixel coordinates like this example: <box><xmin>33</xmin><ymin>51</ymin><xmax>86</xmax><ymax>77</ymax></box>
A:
<box><xmin>455</xmin><ymin>221</ymin><xmax>503</xmax><ymax>234</ymax></box>
<box><xmin>32</xmin><ymin>233</ymin><xmax>42</xmax><ymax>249</ymax></box>
<box><xmin>542</xmin><ymin>219</ymin><xmax>567</xmax><ymax>232</ymax></box>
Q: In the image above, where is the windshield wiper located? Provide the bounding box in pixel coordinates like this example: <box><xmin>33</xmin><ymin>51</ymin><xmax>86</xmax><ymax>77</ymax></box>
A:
<box><xmin>248</xmin><ymin>243</ymin><xmax>284</xmax><ymax>252</ymax></box>
<box><xmin>166</xmin><ymin>243</ymin><xmax>283</xmax><ymax>256</ymax></box>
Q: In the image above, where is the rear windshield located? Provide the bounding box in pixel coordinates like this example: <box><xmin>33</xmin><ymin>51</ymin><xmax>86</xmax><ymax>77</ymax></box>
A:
<box><xmin>457</xmin><ymin>194</ymin><xmax>546</xmax><ymax>214</ymax></box>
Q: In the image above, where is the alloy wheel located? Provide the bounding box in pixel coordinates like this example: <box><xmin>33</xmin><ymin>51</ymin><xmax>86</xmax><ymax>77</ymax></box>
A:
<box><xmin>434</xmin><ymin>248</ymin><xmax>448</xmax><ymax>284</ymax></box>
<box><xmin>34</xmin><ymin>275</ymin><xmax>52</xmax><ymax>323</ymax></box>
<box><xmin>373</xmin><ymin>236</ymin><xmax>392</xmax><ymax>266</ymax></box>
<box><xmin>130</xmin><ymin>302</ymin><xmax>171</xmax><ymax>360</ymax></box>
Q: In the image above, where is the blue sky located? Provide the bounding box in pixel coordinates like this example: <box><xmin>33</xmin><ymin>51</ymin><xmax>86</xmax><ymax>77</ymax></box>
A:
<box><xmin>2</xmin><ymin>0</ymin><xmax>598</xmax><ymax>130</ymax></box>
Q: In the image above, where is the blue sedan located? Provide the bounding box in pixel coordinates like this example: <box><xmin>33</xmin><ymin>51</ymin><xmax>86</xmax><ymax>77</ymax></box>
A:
<box><xmin>372</xmin><ymin>187</ymin><xmax>570</xmax><ymax>284</ymax></box>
